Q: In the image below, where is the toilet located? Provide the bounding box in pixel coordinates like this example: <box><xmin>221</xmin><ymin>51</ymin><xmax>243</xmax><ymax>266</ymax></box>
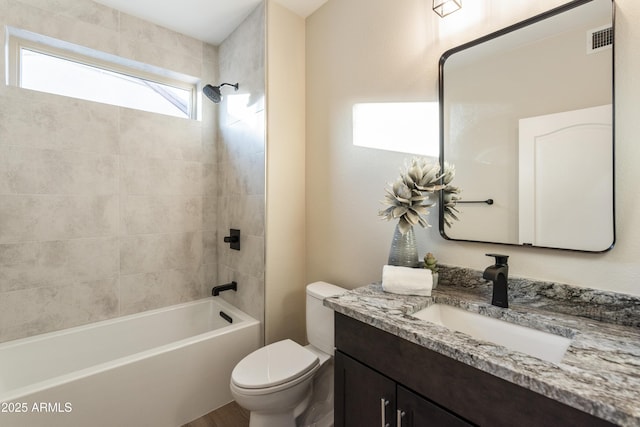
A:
<box><xmin>230</xmin><ymin>282</ymin><xmax>347</xmax><ymax>427</ymax></box>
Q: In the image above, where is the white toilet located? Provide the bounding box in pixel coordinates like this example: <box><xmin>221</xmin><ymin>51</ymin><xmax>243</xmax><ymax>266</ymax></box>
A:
<box><xmin>230</xmin><ymin>282</ymin><xmax>347</xmax><ymax>427</ymax></box>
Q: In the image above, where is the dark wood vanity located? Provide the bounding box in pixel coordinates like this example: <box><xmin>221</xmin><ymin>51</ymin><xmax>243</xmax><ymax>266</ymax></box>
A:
<box><xmin>334</xmin><ymin>313</ymin><xmax>614</xmax><ymax>427</ymax></box>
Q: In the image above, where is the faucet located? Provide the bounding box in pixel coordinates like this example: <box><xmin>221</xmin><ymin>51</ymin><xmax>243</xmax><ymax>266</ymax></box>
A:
<box><xmin>212</xmin><ymin>281</ymin><xmax>237</xmax><ymax>296</ymax></box>
<box><xmin>483</xmin><ymin>254</ymin><xmax>509</xmax><ymax>308</ymax></box>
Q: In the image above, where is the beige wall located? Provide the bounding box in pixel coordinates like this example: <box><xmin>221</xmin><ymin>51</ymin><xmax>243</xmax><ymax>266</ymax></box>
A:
<box><xmin>265</xmin><ymin>1</ymin><xmax>307</xmax><ymax>345</ymax></box>
<box><xmin>306</xmin><ymin>0</ymin><xmax>640</xmax><ymax>296</ymax></box>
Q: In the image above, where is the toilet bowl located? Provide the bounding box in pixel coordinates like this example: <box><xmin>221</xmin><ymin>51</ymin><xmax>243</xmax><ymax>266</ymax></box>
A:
<box><xmin>230</xmin><ymin>282</ymin><xmax>346</xmax><ymax>427</ymax></box>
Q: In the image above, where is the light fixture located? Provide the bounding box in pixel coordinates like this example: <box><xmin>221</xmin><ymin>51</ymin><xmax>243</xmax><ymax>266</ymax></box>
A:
<box><xmin>433</xmin><ymin>0</ymin><xmax>462</xmax><ymax>18</ymax></box>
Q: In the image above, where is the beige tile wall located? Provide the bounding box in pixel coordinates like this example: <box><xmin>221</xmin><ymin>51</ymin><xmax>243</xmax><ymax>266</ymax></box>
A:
<box><xmin>0</xmin><ymin>0</ymin><xmax>265</xmax><ymax>343</ymax></box>
<box><xmin>215</xmin><ymin>3</ymin><xmax>266</xmax><ymax>329</ymax></box>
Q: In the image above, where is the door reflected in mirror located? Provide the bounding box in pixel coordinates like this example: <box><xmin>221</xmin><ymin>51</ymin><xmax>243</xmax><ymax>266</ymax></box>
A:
<box><xmin>439</xmin><ymin>0</ymin><xmax>614</xmax><ymax>252</ymax></box>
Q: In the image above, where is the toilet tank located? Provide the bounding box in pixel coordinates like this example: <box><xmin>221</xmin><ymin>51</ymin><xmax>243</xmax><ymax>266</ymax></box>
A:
<box><xmin>306</xmin><ymin>282</ymin><xmax>348</xmax><ymax>356</ymax></box>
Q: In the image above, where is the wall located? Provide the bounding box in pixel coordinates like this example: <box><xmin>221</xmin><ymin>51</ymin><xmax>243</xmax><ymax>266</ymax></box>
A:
<box><xmin>265</xmin><ymin>1</ymin><xmax>307</xmax><ymax>345</ymax></box>
<box><xmin>216</xmin><ymin>3</ymin><xmax>267</xmax><ymax>329</ymax></box>
<box><xmin>0</xmin><ymin>0</ymin><xmax>217</xmax><ymax>343</ymax></box>
<box><xmin>306</xmin><ymin>0</ymin><xmax>640</xmax><ymax>296</ymax></box>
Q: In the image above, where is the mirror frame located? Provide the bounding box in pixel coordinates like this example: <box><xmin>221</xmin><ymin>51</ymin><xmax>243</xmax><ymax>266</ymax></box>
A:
<box><xmin>438</xmin><ymin>0</ymin><xmax>615</xmax><ymax>253</ymax></box>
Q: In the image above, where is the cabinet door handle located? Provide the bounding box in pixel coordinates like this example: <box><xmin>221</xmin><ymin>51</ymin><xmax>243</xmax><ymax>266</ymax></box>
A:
<box><xmin>397</xmin><ymin>409</ymin><xmax>406</xmax><ymax>426</ymax></box>
<box><xmin>380</xmin><ymin>398</ymin><xmax>389</xmax><ymax>427</ymax></box>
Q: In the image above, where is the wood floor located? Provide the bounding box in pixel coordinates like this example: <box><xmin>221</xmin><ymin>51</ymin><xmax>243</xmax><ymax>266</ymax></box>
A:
<box><xmin>182</xmin><ymin>401</ymin><xmax>249</xmax><ymax>427</ymax></box>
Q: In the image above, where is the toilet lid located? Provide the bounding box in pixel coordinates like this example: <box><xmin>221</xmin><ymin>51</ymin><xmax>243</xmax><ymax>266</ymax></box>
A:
<box><xmin>231</xmin><ymin>339</ymin><xmax>319</xmax><ymax>389</ymax></box>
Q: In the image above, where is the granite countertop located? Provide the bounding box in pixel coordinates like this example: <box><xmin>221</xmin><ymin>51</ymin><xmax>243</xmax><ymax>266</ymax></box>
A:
<box><xmin>324</xmin><ymin>266</ymin><xmax>640</xmax><ymax>427</ymax></box>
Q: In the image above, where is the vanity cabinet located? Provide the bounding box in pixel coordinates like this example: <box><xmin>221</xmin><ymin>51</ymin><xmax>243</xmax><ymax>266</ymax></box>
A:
<box><xmin>335</xmin><ymin>350</ymin><xmax>471</xmax><ymax>426</ymax></box>
<box><xmin>334</xmin><ymin>313</ymin><xmax>614</xmax><ymax>427</ymax></box>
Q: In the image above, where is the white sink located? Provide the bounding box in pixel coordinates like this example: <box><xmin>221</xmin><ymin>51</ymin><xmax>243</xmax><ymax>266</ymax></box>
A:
<box><xmin>411</xmin><ymin>304</ymin><xmax>572</xmax><ymax>363</ymax></box>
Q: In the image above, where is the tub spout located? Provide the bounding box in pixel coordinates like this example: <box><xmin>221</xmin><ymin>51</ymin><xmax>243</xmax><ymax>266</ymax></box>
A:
<box><xmin>212</xmin><ymin>281</ymin><xmax>237</xmax><ymax>296</ymax></box>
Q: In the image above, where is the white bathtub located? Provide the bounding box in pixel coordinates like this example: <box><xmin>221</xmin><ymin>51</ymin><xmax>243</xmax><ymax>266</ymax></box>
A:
<box><xmin>0</xmin><ymin>297</ymin><xmax>261</xmax><ymax>427</ymax></box>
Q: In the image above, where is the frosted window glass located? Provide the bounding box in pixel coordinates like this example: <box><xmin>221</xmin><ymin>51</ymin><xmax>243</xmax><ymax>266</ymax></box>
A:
<box><xmin>20</xmin><ymin>49</ymin><xmax>192</xmax><ymax>119</ymax></box>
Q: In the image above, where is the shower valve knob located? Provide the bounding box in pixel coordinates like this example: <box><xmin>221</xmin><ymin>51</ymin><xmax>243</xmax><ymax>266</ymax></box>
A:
<box><xmin>224</xmin><ymin>229</ymin><xmax>240</xmax><ymax>250</ymax></box>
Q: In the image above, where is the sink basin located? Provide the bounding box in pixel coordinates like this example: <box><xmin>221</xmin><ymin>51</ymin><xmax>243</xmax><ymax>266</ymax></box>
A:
<box><xmin>411</xmin><ymin>304</ymin><xmax>572</xmax><ymax>363</ymax></box>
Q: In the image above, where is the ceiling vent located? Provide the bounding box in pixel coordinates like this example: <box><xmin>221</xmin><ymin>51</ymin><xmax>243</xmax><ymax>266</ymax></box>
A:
<box><xmin>587</xmin><ymin>25</ymin><xmax>613</xmax><ymax>54</ymax></box>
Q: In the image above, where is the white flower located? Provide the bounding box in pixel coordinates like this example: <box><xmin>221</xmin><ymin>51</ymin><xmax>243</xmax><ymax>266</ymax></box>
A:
<box><xmin>379</xmin><ymin>157</ymin><xmax>460</xmax><ymax>233</ymax></box>
<box><xmin>403</xmin><ymin>157</ymin><xmax>445</xmax><ymax>193</ymax></box>
<box><xmin>441</xmin><ymin>162</ymin><xmax>455</xmax><ymax>185</ymax></box>
<box><xmin>441</xmin><ymin>162</ymin><xmax>461</xmax><ymax>227</ymax></box>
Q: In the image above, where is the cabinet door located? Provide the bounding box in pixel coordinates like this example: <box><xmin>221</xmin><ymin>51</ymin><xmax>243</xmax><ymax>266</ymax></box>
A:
<box><xmin>335</xmin><ymin>351</ymin><xmax>396</xmax><ymax>427</ymax></box>
<box><xmin>397</xmin><ymin>385</ymin><xmax>473</xmax><ymax>427</ymax></box>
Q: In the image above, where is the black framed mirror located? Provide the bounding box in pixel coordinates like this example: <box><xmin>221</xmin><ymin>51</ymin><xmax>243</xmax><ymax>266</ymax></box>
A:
<box><xmin>439</xmin><ymin>0</ymin><xmax>614</xmax><ymax>252</ymax></box>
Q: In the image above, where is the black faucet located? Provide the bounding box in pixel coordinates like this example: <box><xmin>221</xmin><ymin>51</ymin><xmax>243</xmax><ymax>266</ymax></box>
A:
<box><xmin>483</xmin><ymin>254</ymin><xmax>509</xmax><ymax>308</ymax></box>
<box><xmin>212</xmin><ymin>281</ymin><xmax>237</xmax><ymax>296</ymax></box>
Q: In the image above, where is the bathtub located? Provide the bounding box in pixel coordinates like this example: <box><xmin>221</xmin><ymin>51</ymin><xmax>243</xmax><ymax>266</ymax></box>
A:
<box><xmin>0</xmin><ymin>297</ymin><xmax>261</xmax><ymax>427</ymax></box>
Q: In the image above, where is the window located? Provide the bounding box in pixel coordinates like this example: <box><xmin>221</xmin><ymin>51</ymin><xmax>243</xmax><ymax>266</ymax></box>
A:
<box><xmin>6</xmin><ymin>28</ymin><xmax>198</xmax><ymax>119</ymax></box>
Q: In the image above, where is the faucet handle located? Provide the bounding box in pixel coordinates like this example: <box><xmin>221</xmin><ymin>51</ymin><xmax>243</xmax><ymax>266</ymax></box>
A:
<box><xmin>486</xmin><ymin>253</ymin><xmax>509</xmax><ymax>266</ymax></box>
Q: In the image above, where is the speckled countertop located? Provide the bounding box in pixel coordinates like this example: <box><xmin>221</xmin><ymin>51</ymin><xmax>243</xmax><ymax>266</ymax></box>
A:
<box><xmin>324</xmin><ymin>266</ymin><xmax>640</xmax><ymax>426</ymax></box>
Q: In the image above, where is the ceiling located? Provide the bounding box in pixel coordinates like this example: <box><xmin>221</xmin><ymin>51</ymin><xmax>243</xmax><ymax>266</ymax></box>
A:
<box><xmin>94</xmin><ymin>0</ymin><xmax>327</xmax><ymax>45</ymax></box>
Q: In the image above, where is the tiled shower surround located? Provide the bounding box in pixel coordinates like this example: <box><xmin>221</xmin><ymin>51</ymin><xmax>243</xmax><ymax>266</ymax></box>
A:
<box><xmin>0</xmin><ymin>0</ymin><xmax>266</xmax><ymax>343</ymax></box>
<box><xmin>215</xmin><ymin>4</ymin><xmax>266</xmax><ymax>328</ymax></box>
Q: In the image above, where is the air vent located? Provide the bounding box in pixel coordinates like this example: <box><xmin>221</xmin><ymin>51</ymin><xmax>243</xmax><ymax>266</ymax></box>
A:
<box><xmin>587</xmin><ymin>26</ymin><xmax>613</xmax><ymax>54</ymax></box>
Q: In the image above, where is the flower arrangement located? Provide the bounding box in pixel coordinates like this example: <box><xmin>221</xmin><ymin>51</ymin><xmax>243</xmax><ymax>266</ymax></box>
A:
<box><xmin>379</xmin><ymin>157</ymin><xmax>461</xmax><ymax>234</ymax></box>
<box><xmin>440</xmin><ymin>163</ymin><xmax>462</xmax><ymax>227</ymax></box>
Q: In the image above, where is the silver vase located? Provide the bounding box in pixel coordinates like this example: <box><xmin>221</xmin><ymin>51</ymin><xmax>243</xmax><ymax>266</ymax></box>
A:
<box><xmin>388</xmin><ymin>224</ymin><xmax>419</xmax><ymax>267</ymax></box>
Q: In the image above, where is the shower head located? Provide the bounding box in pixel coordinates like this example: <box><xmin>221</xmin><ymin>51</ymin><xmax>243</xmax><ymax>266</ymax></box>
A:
<box><xmin>203</xmin><ymin>82</ymin><xmax>239</xmax><ymax>103</ymax></box>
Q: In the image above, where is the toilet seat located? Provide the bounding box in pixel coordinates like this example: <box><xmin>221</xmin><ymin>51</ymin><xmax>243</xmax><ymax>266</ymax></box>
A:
<box><xmin>231</xmin><ymin>339</ymin><xmax>319</xmax><ymax>396</ymax></box>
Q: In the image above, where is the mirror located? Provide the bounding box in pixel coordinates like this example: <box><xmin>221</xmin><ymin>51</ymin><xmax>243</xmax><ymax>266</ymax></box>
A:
<box><xmin>439</xmin><ymin>0</ymin><xmax>614</xmax><ymax>252</ymax></box>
